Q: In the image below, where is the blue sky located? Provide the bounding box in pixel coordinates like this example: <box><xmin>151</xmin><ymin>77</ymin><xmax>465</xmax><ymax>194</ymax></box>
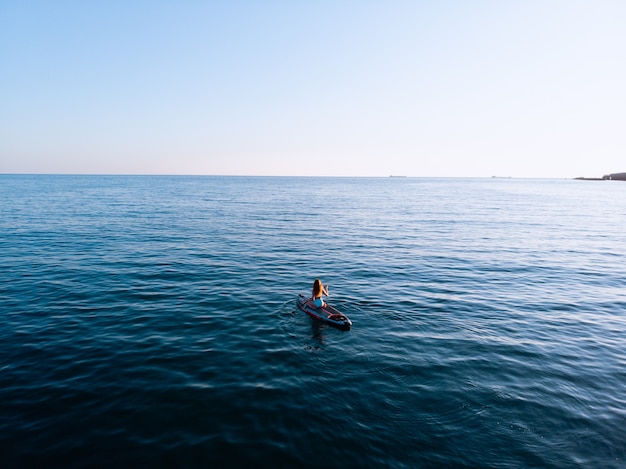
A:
<box><xmin>1</xmin><ymin>1</ymin><xmax>625</xmax><ymax>177</ymax></box>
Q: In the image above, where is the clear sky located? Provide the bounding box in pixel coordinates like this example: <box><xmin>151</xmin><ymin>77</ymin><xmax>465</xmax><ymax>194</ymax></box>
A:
<box><xmin>1</xmin><ymin>1</ymin><xmax>625</xmax><ymax>177</ymax></box>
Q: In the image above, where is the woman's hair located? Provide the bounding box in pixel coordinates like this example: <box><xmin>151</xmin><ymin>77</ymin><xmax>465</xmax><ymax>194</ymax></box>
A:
<box><xmin>312</xmin><ymin>279</ymin><xmax>323</xmax><ymax>297</ymax></box>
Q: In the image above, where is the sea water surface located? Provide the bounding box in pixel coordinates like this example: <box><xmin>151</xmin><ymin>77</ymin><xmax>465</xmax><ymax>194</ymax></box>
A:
<box><xmin>1</xmin><ymin>175</ymin><xmax>625</xmax><ymax>468</ymax></box>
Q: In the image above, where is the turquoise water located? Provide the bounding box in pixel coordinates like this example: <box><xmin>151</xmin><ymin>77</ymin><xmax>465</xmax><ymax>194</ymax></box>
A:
<box><xmin>1</xmin><ymin>175</ymin><xmax>625</xmax><ymax>467</ymax></box>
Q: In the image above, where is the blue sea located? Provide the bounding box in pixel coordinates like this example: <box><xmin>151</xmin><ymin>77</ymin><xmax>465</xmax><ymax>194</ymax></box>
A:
<box><xmin>1</xmin><ymin>175</ymin><xmax>625</xmax><ymax>468</ymax></box>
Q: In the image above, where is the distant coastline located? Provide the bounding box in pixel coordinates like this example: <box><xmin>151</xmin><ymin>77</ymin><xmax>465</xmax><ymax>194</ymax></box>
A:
<box><xmin>574</xmin><ymin>172</ymin><xmax>626</xmax><ymax>181</ymax></box>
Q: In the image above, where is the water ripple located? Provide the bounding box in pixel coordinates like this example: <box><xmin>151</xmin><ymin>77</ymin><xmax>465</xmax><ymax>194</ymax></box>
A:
<box><xmin>1</xmin><ymin>175</ymin><xmax>625</xmax><ymax>467</ymax></box>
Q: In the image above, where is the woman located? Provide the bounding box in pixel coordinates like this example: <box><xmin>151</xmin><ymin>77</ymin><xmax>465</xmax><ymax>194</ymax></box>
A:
<box><xmin>311</xmin><ymin>279</ymin><xmax>329</xmax><ymax>308</ymax></box>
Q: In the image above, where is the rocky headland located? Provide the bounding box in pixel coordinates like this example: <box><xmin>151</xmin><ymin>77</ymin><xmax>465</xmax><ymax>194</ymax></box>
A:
<box><xmin>574</xmin><ymin>172</ymin><xmax>626</xmax><ymax>181</ymax></box>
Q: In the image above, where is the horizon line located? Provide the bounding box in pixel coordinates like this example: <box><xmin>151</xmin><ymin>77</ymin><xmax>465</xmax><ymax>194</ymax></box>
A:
<box><xmin>0</xmin><ymin>172</ymin><xmax>582</xmax><ymax>180</ymax></box>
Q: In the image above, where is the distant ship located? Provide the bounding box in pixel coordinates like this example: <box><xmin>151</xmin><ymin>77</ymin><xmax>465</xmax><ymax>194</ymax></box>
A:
<box><xmin>389</xmin><ymin>175</ymin><xmax>407</xmax><ymax>178</ymax></box>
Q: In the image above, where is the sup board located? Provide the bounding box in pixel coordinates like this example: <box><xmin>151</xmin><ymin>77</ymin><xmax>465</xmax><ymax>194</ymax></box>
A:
<box><xmin>296</xmin><ymin>294</ymin><xmax>352</xmax><ymax>330</ymax></box>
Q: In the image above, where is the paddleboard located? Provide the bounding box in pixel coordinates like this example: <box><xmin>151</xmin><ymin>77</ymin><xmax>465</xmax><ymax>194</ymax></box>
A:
<box><xmin>296</xmin><ymin>294</ymin><xmax>352</xmax><ymax>330</ymax></box>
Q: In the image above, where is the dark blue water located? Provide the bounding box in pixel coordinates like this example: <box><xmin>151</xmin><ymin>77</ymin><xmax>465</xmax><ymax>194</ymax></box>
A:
<box><xmin>1</xmin><ymin>175</ymin><xmax>625</xmax><ymax>468</ymax></box>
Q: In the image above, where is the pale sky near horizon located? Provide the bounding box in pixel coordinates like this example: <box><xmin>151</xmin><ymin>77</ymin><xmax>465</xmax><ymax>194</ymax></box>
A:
<box><xmin>1</xmin><ymin>1</ymin><xmax>625</xmax><ymax>177</ymax></box>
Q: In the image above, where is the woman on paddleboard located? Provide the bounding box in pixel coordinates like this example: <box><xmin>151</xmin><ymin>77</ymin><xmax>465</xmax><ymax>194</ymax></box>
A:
<box><xmin>311</xmin><ymin>279</ymin><xmax>329</xmax><ymax>308</ymax></box>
